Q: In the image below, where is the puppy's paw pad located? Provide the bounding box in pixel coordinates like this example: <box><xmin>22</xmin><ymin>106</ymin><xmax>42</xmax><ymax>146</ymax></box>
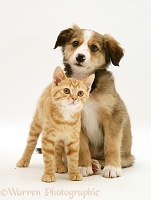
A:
<box><xmin>41</xmin><ymin>173</ymin><xmax>56</xmax><ymax>182</ymax></box>
<box><xmin>92</xmin><ymin>159</ymin><xmax>101</xmax><ymax>174</ymax></box>
<box><xmin>102</xmin><ymin>166</ymin><xmax>122</xmax><ymax>178</ymax></box>
<box><xmin>78</xmin><ymin>166</ymin><xmax>93</xmax><ymax>177</ymax></box>
<box><xmin>69</xmin><ymin>172</ymin><xmax>83</xmax><ymax>181</ymax></box>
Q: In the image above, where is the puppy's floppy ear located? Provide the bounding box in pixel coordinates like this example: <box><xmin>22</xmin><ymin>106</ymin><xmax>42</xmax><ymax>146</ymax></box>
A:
<box><xmin>54</xmin><ymin>28</ymin><xmax>74</xmax><ymax>49</ymax></box>
<box><xmin>104</xmin><ymin>35</ymin><xmax>124</xmax><ymax>66</ymax></box>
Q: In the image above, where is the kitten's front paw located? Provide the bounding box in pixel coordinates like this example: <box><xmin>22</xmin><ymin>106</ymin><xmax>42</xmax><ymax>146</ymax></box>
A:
<box><xmin>102</xmin><ymin>166</ymin><xmax>122</xmax><ymax>178</ymax></box>
<box><xmin>78</xmin><ymin>166</ymin><xmax>93</xmax><ymax>177</ymax></box>
<box><xmin>16</xmin><ymin>159</ymin><xmax>30</xmax><ymax>167</ymax></box>
<box><xmin>41</xmin><ymin>173</ymin><xmax>56</xmax><ymax>182</ymax></box>
<box><xmin>69</xmin><ymin>172</ymin><xmax>83</xmax><ymax>181</ymax></box>
<box><xmin>56</xmin><ymin>164</ymin><xmax>68</xmax><ymax>173</ymax></box>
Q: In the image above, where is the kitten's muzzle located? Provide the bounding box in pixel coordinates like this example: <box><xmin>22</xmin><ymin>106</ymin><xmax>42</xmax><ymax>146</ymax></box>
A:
<box><xmin>71</xmin><ymin>97</ymin><xmax>77</xmax><ymax>101</ymax></box>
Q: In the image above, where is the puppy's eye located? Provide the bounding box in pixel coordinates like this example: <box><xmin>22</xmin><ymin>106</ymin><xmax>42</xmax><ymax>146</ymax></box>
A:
<box><xmin>90</xmin><ymin>45</ymin><xmax>98</xmax><ymax>52</ymax></box>
<box><xmin>77</xmin><ymin>91</ymin><xmax>84</xmax><ymax>97</ymax></box>
<box><xmin>63</xmin><ymin>88</ymin><xmax>70</xmax><ymax>94</ymax></box>
<box><xmin>72</xmin><ymin>41</ymin><xmax>79</xmax><ymax>47</ymax></box>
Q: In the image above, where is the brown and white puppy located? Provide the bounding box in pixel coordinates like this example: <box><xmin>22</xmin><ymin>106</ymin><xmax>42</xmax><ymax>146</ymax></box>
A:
<box><xmin>54</xmin><ymin>25</ymin><xmax>134</xmax><ymax>178</ymax></box>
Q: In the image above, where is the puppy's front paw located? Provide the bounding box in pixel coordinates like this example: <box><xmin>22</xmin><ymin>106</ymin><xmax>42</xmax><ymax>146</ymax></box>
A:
<box><xmin>78</xmin><ymin>166</ymin><xmax>93</xmax><ymax>177</ymax></box>
<box><xmin>41</xmin><ymin>173</ymin><xmax>56</xmax><ymax>182</ymax></box>
<box><xmin>102</xmin><ymin>166</ymin><xmax>122</xmax><ymax>178</ymax></box>
<box><xmin>69</xmin><ymin>172</ymin><xmax>83</xmax><ymax>181</ymax></box>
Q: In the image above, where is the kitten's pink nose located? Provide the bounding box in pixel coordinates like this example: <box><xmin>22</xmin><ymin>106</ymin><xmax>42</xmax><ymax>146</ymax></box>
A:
<box><xmin>71</xmin><ymin>96</ymin><xmax>77</xmax><ymax>101</ymax></box>
<box><xmin>72</xmin><ymin>98</ymin><xmax>76</xmax><ymax>101</ymax></box>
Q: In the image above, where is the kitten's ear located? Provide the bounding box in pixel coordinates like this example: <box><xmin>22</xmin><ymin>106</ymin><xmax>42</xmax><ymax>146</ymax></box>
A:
<box><xmin>53</xmin><ymin>66</ymin><xmax>67</xmax><ymax>86</ymax></box>
<box><xmin>83</xmin><ymin>74</ymin><xmax>95</xmax><ymax>92</ymax></box>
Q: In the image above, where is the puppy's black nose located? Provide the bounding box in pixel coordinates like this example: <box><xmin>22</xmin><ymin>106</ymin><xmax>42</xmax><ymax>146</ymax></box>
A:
<box><xmin>76</xmin><ymin>54</ymin><xmax>86</xmax><ymax>63</ymax></box>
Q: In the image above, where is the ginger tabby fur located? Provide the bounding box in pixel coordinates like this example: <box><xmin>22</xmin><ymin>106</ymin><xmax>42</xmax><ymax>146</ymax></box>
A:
<box><xmin>17</xmin><ymin>66</ymin><xmax>94</xmax><ymax>182</ymax></box>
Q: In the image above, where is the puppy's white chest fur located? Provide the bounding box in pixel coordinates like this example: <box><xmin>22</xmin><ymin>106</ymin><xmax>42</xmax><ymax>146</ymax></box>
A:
<box><xmin>82</xmin><ymin>95</ymin><xmax>103</xmax><ymax>147</ymax></box>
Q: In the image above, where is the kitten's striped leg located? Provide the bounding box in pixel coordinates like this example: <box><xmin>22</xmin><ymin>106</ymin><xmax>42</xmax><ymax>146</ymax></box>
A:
<box><xmin>17</xmin><ymin>115</ymin><xmax>41</xmax><ymax>167</ymax></box>
<box><xmin>66</xmin><ymin>138</ymin><xmax>83</xmax><ymax>181</ymax></box>
<box><xmin>41</xmin><ymin>128</ymin><xmax>56</xmax><ymax>182</ymax></box>
<box><xmin>55</xmin><ymin>140</ymin><xmax>67</xmax><ymax>173</ymax></box>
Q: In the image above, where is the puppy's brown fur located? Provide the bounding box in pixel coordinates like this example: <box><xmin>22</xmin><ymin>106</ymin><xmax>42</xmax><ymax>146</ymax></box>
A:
<box><xmin>54</xmin><ymin>25</ymin><xmax>134</xmax><ymax>178</ymax></box>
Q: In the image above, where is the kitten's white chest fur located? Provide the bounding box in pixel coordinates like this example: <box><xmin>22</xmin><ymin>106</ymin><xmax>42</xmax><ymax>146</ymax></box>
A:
<box><xmin>82</xmin><ymin>95</ymin><xmax>103</xmax><ymax>148</ymax></box>
<box><xmin>61</xmin><ymin>109</ymin><xmax>73</xmax><ymax>121</ymax></box>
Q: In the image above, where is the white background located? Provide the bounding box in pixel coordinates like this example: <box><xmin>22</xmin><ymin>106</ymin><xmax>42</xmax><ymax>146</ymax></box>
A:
<box><xmin>0</xmin><ymin>0</ymin><xmax>151</xmax><ymax>200</ymax></box>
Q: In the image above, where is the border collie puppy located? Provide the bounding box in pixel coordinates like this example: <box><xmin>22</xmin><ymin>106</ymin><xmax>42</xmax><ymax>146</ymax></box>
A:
<box><xmin>54</xmin><ymin>25</ymin><xmax>134</xmax><ymax>178</ymax></box>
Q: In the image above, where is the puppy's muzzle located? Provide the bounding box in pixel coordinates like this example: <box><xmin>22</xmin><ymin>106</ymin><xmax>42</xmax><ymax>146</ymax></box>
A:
<box><xmin>76</xmin><ymin>54</ymin><xmax>86</xmax><ymax>63</ymax></box>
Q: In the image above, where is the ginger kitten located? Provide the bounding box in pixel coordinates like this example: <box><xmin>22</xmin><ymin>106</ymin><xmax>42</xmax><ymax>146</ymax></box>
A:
<box><xmin>16</xmin><ymin>66</ymin><xmax>94</xmax><ymax>182</ymax></box>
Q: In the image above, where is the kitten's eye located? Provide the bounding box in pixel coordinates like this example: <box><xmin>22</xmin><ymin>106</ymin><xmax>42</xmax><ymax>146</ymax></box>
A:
<box><xmin>90</xmin><ymin>45</ymin><xmax>98</xmax><ymax>52</ymax></box>
<box><xmin>72</xmin><ymin>41</ymin><xmax>79</xmax><ymax>47</ymax></box>
<box><xmin>63</xmin><ymin>88</ymin><xmax>70</xmax><ymax>94</ymax></box>
<box><xmin>77</xmin><ymin>91</ymin><xmax>84</xmax><ymax>97</ymax></box>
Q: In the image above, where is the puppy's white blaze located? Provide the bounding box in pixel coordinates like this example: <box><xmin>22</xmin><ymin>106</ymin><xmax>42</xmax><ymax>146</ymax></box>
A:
<box><xmin>77</xmin><ymin>30</ymin><xmax>93</xmax><ymax>52</ymax></box>
<box><xmin>69</xmin><ymin>30</ymin><xmax>95</xmax><ymax>80</ymax></box>
<box><xmin>70</xmin><ymin>30</ymin><xmax>93</xmax><ymax>67</ymax></box>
